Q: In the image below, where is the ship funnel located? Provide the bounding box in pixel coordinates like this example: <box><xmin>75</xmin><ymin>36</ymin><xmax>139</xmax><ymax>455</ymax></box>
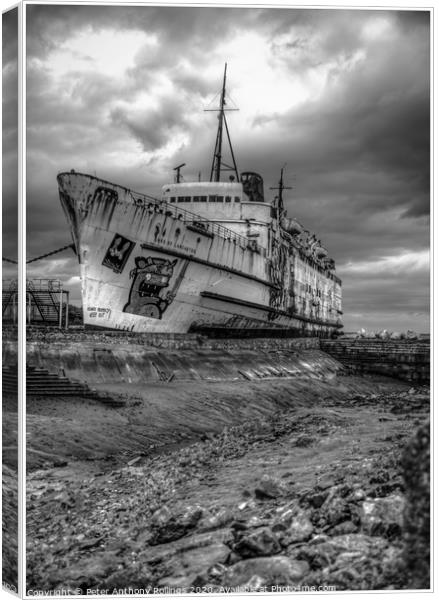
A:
<box><xmin>241</xmin><ymin>172</ymin><xmax>264</xmax><ymax>202</ymax></box>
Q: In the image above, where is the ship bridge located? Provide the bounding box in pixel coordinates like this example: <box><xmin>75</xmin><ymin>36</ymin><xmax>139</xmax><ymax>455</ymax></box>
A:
<box><xmin>161</xmin><ymin>180</ymin><xmax>272</xmax><ymax>248</ymax></box>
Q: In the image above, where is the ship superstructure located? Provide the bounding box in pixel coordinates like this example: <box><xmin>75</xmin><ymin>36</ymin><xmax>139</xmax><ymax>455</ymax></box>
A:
<box><xmin>58</xmin><ymin>65</ymin><xmax>342</xmax><ymax>335</ymax></box>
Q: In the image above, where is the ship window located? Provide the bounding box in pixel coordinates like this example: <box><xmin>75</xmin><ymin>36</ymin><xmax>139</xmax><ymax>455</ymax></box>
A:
<box><xmin>178</xmin><ymin>197</ymin><xmax>185</xmax><ymax>203</ymax></box>
<box><xmin>200</xmin><ymin>196</ymin><xmax>207</xmax><ymax>202</ymax></box>
<box><xmin>209</xmin><ymin>195</ymin><xmax>216</xmax><ymax>202</ymax></box>
<box><xmin>170</xmin><ymin>197</ymin><xmax>176</xmax><ymax>203</ymax></box>
<box><xmin>234</xmin><ymin>196</ymin><xmax>240</xmax><ymax>202</ymax></box>
<box><xmin>193</xmin><ymin>196</ymin><xmax>200</xmax><ymax>202</ymax></box>
<box><xmin>225</xmin><ymin>196</ymin><xmax>231</xmax><ymax>203</ymax></box>
<box><xmin>217</xmin><ymin>196</ymin><xmax>224</xmax><ymax>202</ymax></box>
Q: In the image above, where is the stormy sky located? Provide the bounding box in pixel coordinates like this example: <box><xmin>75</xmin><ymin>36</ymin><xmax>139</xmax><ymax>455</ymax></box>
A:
<box><xmin>3</xmin><ymin>3</ymin><xmax>430</xmax><ymax>332</ymax></box>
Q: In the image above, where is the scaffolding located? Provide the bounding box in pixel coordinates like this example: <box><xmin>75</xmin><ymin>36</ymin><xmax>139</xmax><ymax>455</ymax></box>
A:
<box><xmin>2</xmin><ymin>279</ymin><xmax>70</xmax><ymax>328</ymax></box>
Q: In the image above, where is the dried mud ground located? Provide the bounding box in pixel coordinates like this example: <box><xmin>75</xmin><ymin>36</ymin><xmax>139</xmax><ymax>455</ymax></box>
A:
<box><xmin>4</xmin><ymin>373</ymin><xmax>430</xmax><ymax>593</ymax></box>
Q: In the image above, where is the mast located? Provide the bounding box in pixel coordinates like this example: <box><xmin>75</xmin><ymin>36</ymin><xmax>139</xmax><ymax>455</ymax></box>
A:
<box><xmin>205</xmin><ymin>63</ymin><xmax>240</xmax><ymax>182</ymax></box>
<box><xmin>270</xmin><ymin>166</ymin><xmax>291</xmax><ymax>215</ymax></box>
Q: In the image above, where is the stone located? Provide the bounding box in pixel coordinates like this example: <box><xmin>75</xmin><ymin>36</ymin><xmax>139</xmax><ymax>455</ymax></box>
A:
<box><xmin>327</xmin><ymin>520</ymin><xmax>358</xmax><ymax>536</ymax></box>
<box><xmin>390</xmin><ymin>331</ymin><xmax>403</xmax><ymax>340</ymax></box>
<box><xmin>254</xmin><ymin>475</ymin><xmax>286</xmax><ymax>500</ymax></box>
<box><xmin>198</xmin><ymin>507</ymin><xmax>235</xmax><ymax>532</ymax></box>
<box><xmin>272</xmin><ymin>505</ymin><xmax>313</xmax><ymax>545</ymax></box>
<box><xmin>377</xmin><ymin>329</ymin><xmax>390</xmax><ymax>340</ymax></box>
<box><xmin>316</xmin><ymin>477</ymin><xmax>336</xmax><ymax>491</ymax></box>
<box><xmin>406</xmin><ymin>330</ymin><xmax>418</xmax><ymax>340</ymax></box>
<box><xmin>234</xmin><ymin>527</ymin><xmax>281</xmax><ymax>558</ymax></box>
<box><xmin>103</xmin><ymin>564</ymin><xmax>154</xmax><ymax>589</ymax></box>
<box><xmin>47</xmin><ymin>552</ymin><xmax>119</xmax><ymax>590</ymax></box>
<box><xmin>359</xmin><ymin>495</ymin><xmax>405</xmax><ymax>538</ymax></box>
<box><xmin>150</xmin><ymin>504</ymin><xmax>204</xmax><ymax>545</ymax></box>
<box><xmin>295</xmin><ymin>533</ymin><xmax>387</xmax><ymax>571</ymax></box>
<box><xmin>321</xmin><ymin>494</ymin><xmax>351</xmax><ymax>527</ymax></box>
<box><xmin>307</xmin><ymin>490</ymin><xmax>330</xmax><ymax>508</ymax></box>
<box><xmin>401</xmin><ymin>421</ymin><xmax>430</xmax><ymax>588</ymax></box>
<box><xmin>348</xmin><ymin>487</ymin><xmax>367</xmax><ymax>502</ymax></box>
<box><xmin>222</xmin><ymin>556</ymin><xmax>309</xmax><ymax>588</ymax></box>
<box><xmin>294</xmin><ymin>434</ymin><xmax>314</xmax><ymax>447</ymax></box>
<box><xmin>308</xmin><ymin>534</ymin><xmax>329</xmax><ymax>545</ymax></box>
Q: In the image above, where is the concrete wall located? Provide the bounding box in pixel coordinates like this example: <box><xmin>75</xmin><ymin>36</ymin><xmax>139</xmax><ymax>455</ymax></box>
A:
<box><xmin>3</xmin><ymin>336</ymin><xmax>339</xmax><ymax>386</ymax></box>
<box><xmin>320</xmin><ymin>339</ymin><xmax>430</xmax><ymax>383</ymax></box>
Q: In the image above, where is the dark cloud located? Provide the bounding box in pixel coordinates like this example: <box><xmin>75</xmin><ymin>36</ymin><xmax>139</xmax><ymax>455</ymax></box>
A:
<box><xmin>2</xmin><ymin>6</ymin><xmax>18</xmax><ymax>261</ymax></box>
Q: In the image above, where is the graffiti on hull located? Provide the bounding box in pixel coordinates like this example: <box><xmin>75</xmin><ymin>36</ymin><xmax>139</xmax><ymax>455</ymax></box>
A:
<box><xmin>123</xmin><ymin>256</ymin><xmax>178</xmax><ymax>319</ymax></box>
<box><xmin>102</xmin><ymin>234</ymin><xmax>135</xmax><ymax>274</ymax></box>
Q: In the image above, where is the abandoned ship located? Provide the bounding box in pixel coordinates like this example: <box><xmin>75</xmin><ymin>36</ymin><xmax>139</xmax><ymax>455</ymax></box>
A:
<box><xmin>57</xmin><ymin>65</ymin><xmax>342</xmax><ymax>336</ymax></box>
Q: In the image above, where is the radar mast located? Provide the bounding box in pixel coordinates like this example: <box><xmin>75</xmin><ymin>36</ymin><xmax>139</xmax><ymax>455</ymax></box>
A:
<box><xmin>205</xmin><ymin>63</ymin><xmax>240</xmax><ymax>182</ymax></box>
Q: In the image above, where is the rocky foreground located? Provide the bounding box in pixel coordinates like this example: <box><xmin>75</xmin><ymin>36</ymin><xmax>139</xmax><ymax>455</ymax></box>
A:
<box><xmin>25</xmin><ymin>384</ymin><xmax>430</xmax><ymax>594</ymax></box>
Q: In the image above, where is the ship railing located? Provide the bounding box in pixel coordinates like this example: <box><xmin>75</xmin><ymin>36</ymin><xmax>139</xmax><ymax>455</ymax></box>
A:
<box><xmin>26</xmin><ymin>279</ymin><xmax>63</xmax><ymax>292</ymax></box>
<box><xmin>2</xmin><ymin>279</ymin><xmax>18</xmax><ymax>291</ymax></box>
<box><xmin>131</xmin><ymin>192</ymin><xmax>264</xmax><ymax>254</ymax></box>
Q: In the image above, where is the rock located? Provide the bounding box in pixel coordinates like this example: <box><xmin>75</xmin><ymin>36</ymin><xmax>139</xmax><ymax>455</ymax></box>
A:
<box><xmin>321</xmin><ymin>493</ymin><xmax>351</xmax><ymax>527</ymax></box>
<box><xmin>327</xmin><ymin>520</ymin><xmax>358</xmax><ymax>536</ymax></box>
<box><xmin>307</xmin><ymin>490</ymin><xmax>329</xmax><ymax>508</ymax></box>
<box><xmin>359</xmin><ymin>495</ymin><xmax>405</xmax><ymax>538</ymax></box>
<box><xmin>294</xmin><ymin>434</ymin><xmax>313</xmax><ymax>447</ymax></box>
<box><xmin>390</xmin><ymin>331</ymin><xmax>403</xmax><ymax>340</ymax></box>
<box><xmin>348</xmin><ymin>487</ymin><xmax>367</xmax><ymax>502</ymax></box>
<box><xmin>205</xmin><ymin>562</ymin><xmax>228</xmax><ymax>583</ymax></box>
<box><xmin>406</xmin><ymin>330</ymin><xmax>418</xmax><ymax>340</ymax></box>
<box><xmin>254</xmin><ymin>475</ymin><xmax>286</xmax><ymax>500</ymax></box>
<box><xmin>316</xmin><ymin>476</ymin><xmax>335</xmax><ymax>491</ymax></box>
<box><xmin>308</xmin><ymin>534</ymin><xmax>329</xmax><ymax>545</ymax></box>
<box><xmin>198</xmin><ymin>507</ymin><xmax>235</xmax><ymax>532</ymax></box>
<box><xmin>222</xmin><ymin>556</ymin><xmax>309</xmax><ymax>587</ymax></box>
<box><xmin>234</xmin><ymin>527</ymin><xmax>281</xmax><ymax>557</ymax></box>
<box><xmin>295</xmin><ymin>533</ymin><xmax>387</xmax><ymax>571</ymax></box>
<box><xmin>177</xmin><ymin>542</ymin><xmax>231</xmax><ymax>586</ymax></box>
<box><xmin>272</xmin><ymin>504</ymin><xmax>313</xmax><ymax>545</ymax></box>
<box><xmin>369</xmin><ymin>469</ymin><xmax>390</xmax><ymax>485</ymax></box>
<box><xmin>47</xmin><ymin>552</ymin><xmax>119</xmax><ymax>590</ymax></box>
<box><xmin>377</xmin><ymin>329</ymin><xmax>390</xmax><ymax>340</ymax></box>
<box><xmin>103</xmin><ymin>563</ymin><xmax>154</xmax><ymax>589</ymax></box>
<box><xmin>150</xmin><ymin>504</ymin><xmax>204</xmax><ymax>545</ymax></box>
<box><xmin>401</xmin><ymin>421</ymin><xmax>430</xmax><ymax>588</ymax></box>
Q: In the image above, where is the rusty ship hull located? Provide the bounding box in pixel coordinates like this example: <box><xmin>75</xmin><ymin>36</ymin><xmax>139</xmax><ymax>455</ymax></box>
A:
<box><xmin>58</xmin><ymin>171</ymin><xmax>342</xmax><ymax>335</ymax></box>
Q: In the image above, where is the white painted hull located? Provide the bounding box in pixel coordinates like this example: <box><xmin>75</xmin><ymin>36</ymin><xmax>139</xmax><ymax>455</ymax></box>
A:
<box><xmin>58</xmin><ymin>172</ymin><xmax>342</xmax><ymax>335</ymax></box>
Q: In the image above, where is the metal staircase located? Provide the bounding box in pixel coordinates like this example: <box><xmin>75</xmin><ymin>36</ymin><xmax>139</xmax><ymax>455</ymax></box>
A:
<box><xmin>2</xmin><ymin>279</ymin><xmax>70</xmax><ymax>327</ymax></box>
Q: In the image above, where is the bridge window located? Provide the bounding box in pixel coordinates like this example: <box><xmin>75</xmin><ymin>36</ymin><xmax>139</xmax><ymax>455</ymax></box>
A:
<box><xmin>185</xmin><ymin>196</ymin><xmax>191</xmax><ymax>202</ymax></box>
<box><xmin>178</xmin><ymin>197</ymin><xmax>185</xmax><ymax>203</ymax></box>
<box><xmin>217</xmin><ymin>196</ymin><xmax>224</xmax><ymax>202</ymax></box>
<box><xmin>234</xmin><ymin>196</ymin><xmax>240</xmax><ymax>202</ymax></box>
<box><xmin>193</xmin><ymin>196</ymin><xmax>200</xmax><ymax>202</ymax></box>
<box><xmin>209</xmin><ymin>195</ymin><xmax>216</xmax><ymax>202</ymax></box>
<box><xmin>200</xmin><ymin>196</ymin><xmax>207</xmax><ymax>202</ymax></box>
<box><xmin>170</xmin><ymin>197</ymin><xmax>176</xmax><ymax>203</ymax></box>
<box><xmin>225</xmin><ymin>196</ymin><xmax>231</xmax><ymax>203</ymax></box>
